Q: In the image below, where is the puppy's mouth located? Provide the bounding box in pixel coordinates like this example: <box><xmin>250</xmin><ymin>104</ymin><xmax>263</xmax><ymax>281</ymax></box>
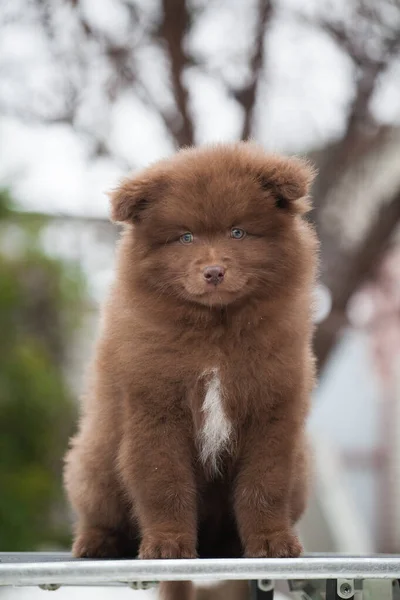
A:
<box><xmin>183</xmin><ymin>278</ymin><xmax>249</xmax><ymax>306</ymax></box>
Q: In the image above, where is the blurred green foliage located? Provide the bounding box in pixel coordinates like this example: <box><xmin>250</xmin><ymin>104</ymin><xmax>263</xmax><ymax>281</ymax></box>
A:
<box><xmin>0</xmin><ymin>190</ymin><xmax>86</xmax><ymax>550</ymax></box>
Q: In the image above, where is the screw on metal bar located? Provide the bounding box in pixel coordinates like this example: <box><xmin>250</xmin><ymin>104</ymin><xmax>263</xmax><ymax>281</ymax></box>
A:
<box><xmin>337</xmin><ymin>579</ymin><xmax>354</xmax><ymax>599</ymax></box>
<box><xmin>258</xmin><ymin>579</ymin><xmax>274</xmax><ymax>592</ymax></box>
<box><xmin>38</xmin><ymin>584</ymin><xmax>60</xmax><ymax>591</ymax></box>
<box><xmin>128</xmin><ymin>581</ymin><xmax>157</xmax><ymax>590</ymax></box>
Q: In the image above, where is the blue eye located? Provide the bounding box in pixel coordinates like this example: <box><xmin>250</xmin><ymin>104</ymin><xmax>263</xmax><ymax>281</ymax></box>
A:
<box><xmin>230</xmin><ymin>228</ymin><xmax>246</xmax><ymax>240</ymax></box>
<box><xmin>180</xmin><ymin>232</ymin><xmax>193</xmax><ymax>244</ymax></box>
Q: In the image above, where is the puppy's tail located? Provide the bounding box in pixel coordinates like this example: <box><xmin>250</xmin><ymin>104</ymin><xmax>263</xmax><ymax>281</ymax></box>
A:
<box><xmin>160</xmin><ymin>581</ymin><xmax>250</xmax><ymax>600</ymax></box>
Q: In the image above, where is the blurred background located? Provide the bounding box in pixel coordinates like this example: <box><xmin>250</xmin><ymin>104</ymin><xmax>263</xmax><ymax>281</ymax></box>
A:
<box><xmin>0</xmin><ymin>0</ymin><xmax>400</xmax><ymax>597</ymax></box>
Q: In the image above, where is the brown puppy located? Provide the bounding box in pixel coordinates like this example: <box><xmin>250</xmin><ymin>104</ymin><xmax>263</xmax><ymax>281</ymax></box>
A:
<box><xmin>64</xmin><ymin>142</ymin><xmax>318</xmax><ymax>595</ymax></box>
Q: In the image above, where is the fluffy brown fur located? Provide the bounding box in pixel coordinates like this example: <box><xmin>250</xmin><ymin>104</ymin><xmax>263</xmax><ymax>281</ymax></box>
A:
<box><xmin>64</xmin><ymin>142</ymin><xmax>318</xmax><ymax>598</ymax></box>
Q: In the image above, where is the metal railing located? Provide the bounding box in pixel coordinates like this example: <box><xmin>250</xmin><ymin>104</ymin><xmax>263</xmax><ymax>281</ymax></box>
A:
<box><xmin>1</xmin><ymin>554</ymin><xmax>400</xmax><ymax>587</ymax></box>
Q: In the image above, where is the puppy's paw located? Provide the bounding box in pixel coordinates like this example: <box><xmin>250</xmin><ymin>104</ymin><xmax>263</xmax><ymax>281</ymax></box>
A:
<box><xmin>139</xmin><ymin>534</ymin><xmax>197</xmax><ymax>559</ymax></box>
<box><xmin>73</xmin><ymin>528</ymin><xmax>131</xmax><ymax>559</ymax></box>
<box><xmin>245</xmin><ymin>530</ymin><xmax>303</xmax><ymax>558</ymax></box>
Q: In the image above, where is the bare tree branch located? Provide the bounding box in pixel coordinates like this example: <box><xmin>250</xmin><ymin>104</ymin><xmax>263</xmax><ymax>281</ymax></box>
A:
<box><xmin>235</xmin><ymin>0</ymin><xmax>272</xmax><ymax>140</ymax></box>
<box><xmin>311</xmin><ymin>1</ymin><xmax>400</xmax><ymax>215</ymax></box>
<box><xmin>306</xmin><ymin>1</ymin><xmax>400</xmax><ymax>319</ymax></box>
<box><xmin>159</xmin><ymin>0</ymin><xmax>194</xmax><ymax>147</ymax></box>
<box><xmin>314</xmin><ymin>192</ymin><xmax>400</xmax><ymax>372</ymax></box>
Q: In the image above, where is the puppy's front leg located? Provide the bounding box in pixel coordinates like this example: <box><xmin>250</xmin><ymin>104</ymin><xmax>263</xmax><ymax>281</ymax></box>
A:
<box><xmin>119</xmin><ymin>397</ymin><xmax>197</xmax><ymax>560</ymax></box>
<box><xmin>234</xmin><ymin>412</ymin><xmax>303</xmax><ymax>558</ymax></box>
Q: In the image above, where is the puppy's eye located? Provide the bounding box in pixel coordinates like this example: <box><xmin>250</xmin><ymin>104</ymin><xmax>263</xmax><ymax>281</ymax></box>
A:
<box><xmin>230</xmin><ymin>228</ymin><xmax>246</xmax><ymax>240</ymax></box>
<box><xmin>180</xmin><ymin>232</ymin><xmax>193</xmax><ymax>244</ymax></box>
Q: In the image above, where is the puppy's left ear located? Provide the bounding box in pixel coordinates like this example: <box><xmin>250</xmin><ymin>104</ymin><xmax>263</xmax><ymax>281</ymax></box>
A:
<box><xmin>259</xmin><ymin>156</ymin><xmax>317</xmax><ymax>215</ymax></box>
<box><xmin>108</xmin><ymin>171</ymin><xmax>166</xmax><ymax>224</ymax></box>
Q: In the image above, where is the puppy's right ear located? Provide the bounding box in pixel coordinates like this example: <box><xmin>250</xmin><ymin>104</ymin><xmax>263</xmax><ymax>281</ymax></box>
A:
<box><xmin>108</xmin><ymin>172</ymin><xmax>165</xmax><ymax>224</ymax></box>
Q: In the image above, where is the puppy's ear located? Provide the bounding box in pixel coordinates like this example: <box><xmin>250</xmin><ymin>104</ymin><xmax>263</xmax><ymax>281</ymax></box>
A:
<box><xmin>258</xmin><ymin>156</ymin><xmax>316</xmax><ymax>215</ymax></box>
<box><xmin>108</xmin><ymin>171</ymin><xmax>166</xmax><ymax>224</ymax></box>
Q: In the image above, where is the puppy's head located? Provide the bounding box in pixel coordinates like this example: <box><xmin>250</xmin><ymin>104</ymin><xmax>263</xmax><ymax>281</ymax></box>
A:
<box><xmin>110</xmin><ymin>143</ymin><xmax>317</xmax><ymax>308</ymax></box>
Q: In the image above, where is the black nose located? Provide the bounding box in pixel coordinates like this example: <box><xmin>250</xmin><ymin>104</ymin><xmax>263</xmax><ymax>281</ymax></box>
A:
<box><xmin>203</xmin><ymin>265</ymin><xmax>225</xmax><ymax>286</ymax></box>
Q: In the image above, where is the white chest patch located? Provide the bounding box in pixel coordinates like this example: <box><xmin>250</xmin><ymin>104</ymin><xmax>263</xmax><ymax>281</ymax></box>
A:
<box><xmin>200</xmin><ymin>368</ymin><xmax>232</xmax><ymax>474</ymax></box>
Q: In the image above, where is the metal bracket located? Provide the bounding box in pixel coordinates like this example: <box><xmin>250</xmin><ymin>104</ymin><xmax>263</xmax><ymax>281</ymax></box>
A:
<box><xmin>38</xmin><ymin>584</ymin><xmax>61</xmax><ymax>591</ymax></box>
<box><xmin>337</xmin><ymin>579</ymin><xmax>355</xmax><ymax>598</ymax></box>
<box><xmin>251</xmin><ymin>579</ymin><xmax>274</xmax><ymax>599</ymax></box>
<box><xmin>326</xmin><ymin>580</ymin><xmax>355</xmax><ymax>600</ymax></box>
<box><xmin>128</xmin><ymin>581</ymin><xmax>158</xmax><ymax>590</ymax></box>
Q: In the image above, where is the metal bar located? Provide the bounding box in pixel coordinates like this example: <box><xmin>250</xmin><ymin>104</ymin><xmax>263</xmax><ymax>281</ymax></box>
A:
<box><xmin>1</xmin><ymin>555</ymin><xmax>400</xmax><ymax>586</ymax></box>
